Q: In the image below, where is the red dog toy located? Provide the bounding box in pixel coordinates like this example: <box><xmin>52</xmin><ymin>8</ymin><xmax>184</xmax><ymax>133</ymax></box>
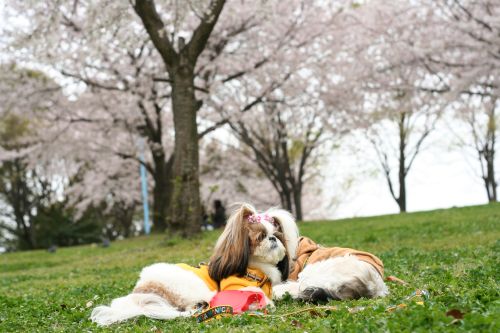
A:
<box><xmin>210</xmin><ymin>290</ymin><xmax>267</xmax><ymax>314</ymax></box>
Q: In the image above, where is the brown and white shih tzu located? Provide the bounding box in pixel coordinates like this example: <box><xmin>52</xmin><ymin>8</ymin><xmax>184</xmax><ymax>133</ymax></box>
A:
<box><xmin>209</xmin><ymin>203</ymin><xmax>299</xmax><ymax>288</ymax></box>
<box><xmin>90</xmin><ymin>203</ymin><xmax>298</xmax><ymax>326</ymax></box>
<box><xmin>273</xmin><ymin>236</ymin><xmax>389</xmax><ymax>302</ymax></box>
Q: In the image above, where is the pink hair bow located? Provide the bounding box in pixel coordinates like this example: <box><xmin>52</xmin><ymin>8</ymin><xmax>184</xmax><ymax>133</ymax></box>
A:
<box><xmin>247</xmin><ymin>213</ymin><xmax>276</xmax><ymax>226</ymax></box>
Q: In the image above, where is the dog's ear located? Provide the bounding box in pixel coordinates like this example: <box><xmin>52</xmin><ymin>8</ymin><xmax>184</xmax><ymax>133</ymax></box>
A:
<box><xmin>266</xmin><ymin>208</ymin><xmax>299</xmax><ymax>271</ymax></box>
<box><xmin>277</xmin><ymin>253</ymin><xmax>290</xmax><ymax>281</ymax></box>
<box><xmin>208</xmin><ymin>203</ymin><xmax>255</xmax><ymax>282</ymax></box>
<box><xmin>274</xmin><ymin>230</ymin><xmax>290</xmax><ymax>281</ymax></box>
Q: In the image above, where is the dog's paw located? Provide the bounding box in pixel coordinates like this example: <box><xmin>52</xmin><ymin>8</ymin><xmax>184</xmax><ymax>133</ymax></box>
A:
<box><xmin>90</xmin><ymin>305</ymin><xmax>116</xmax><ymax>326</ymax></box>
<box><xmin>272</xmin><ymin>285</ymin><xmax>288</xmax><ymax>300</ymax></box>
<box><xmin>273</xmin><ymin>282</ymin><xmax>300</xmax><ymax>300</ymax></box>
<box><xmin>265</xmin><ymin>299</ymin><xmax>276</xmax><ymax>311</ymax></box>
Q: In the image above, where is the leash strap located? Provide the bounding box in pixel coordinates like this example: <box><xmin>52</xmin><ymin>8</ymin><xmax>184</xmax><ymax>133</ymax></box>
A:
<box><xmin>193</xmin><ymin>305</ymin><xmax>233</xmax><ymax>323</ymax></box>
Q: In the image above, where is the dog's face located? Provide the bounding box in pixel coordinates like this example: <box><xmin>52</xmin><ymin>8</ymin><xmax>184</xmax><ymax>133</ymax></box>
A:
<box><xmin>208</xmin><ymin>204</ymin><xmax>293</xmax><ymax>283</ymax></box>
<box><xmin>247</xmin><ymin>219</ymin><xmax>287</xmax><ymax>266</ymax></box>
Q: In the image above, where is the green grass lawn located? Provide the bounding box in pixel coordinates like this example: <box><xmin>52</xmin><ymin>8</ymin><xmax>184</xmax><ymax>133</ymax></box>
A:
<box><xmin>1</xmin><ymin>204</ymin><xmax>499</xmax><ymax>332</ymax></box>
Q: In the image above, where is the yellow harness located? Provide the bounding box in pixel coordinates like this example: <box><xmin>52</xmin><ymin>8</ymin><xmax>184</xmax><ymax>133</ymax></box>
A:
<box><xmin>176</xmin><ymin>263</ymin><xmax>272</xmax><ymax>299</ymax></box>
<box><xmin>177</xmin><ymin>263</ymin><xmax>219</xmax><ymax>291</ymax></box>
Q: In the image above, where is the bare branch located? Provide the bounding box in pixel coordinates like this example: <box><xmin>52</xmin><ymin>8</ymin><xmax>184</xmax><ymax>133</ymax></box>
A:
<box><xmin>187</xmin><ymin>0</ymin><xmax>226</xmax><ymax>63</ymax></box>
<box><xmin>61</xmin><ymin>70</ymin><xmax>123</xmax><ymax>91</ymax></box>
<box><xmin>153</xmin><ymin>77</ymin><xmax>209</xmax><ymax>93</ymax></box>
<box><xmin>132</xmin><ymin>0</ymin><xmax>179</xmax><ymax>69</ymax></box>
<box><xmin>198</xmin><ymin>119</ymin><xmax>229</xmax><ymax>139</ymax></box>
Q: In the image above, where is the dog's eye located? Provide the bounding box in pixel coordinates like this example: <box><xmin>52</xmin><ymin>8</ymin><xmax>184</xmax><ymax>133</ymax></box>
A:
<box><xmin>258</xmin><ymin>233</ymin><xmax>266</xmax><ymax>242</ymax></box>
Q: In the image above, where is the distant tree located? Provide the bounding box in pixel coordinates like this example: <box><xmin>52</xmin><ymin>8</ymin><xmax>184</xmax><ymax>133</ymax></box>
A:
<box><xmin>416</xmin><ymin>0</ymin><xmax>500</xmax><ymax>202</ymax></box>
<box><xmin>0</xmin><ymin>66</ymin><xmax>61</xmax><ymax>249</ymax></box>
<box><xmin>348</xmin><ymin>0</ymin><xmax>500</xmax><ymax>211</ymax></box>
<box><xmin>61</xmin><ymin>76</ymin><xmax>175</xmax><ymax>233</ymax></box>
<box><xmin>0</xmin><ymin>114</ymin><xmax>45</xmax><ymax>249</ymax></box>
<box><xmin>28</xmin><ymin>202</ymin><xmax>102</xmax><ymax>250</ymax></box>
<box><xmin>337</xmin><ymin>0</ymin><xmax>447</xmax><ymax>212</ymax></box>
<box><xmin>453</xmin><ymin>94</ymin><xmax>498</xmax><ymax>202</ymax></box>
<box><xmin>199</xmin><ymin>139</ymin><xmax>280</xmax><ymax>210</ymax></box>
<box><xmin>67</xmin><ymin>162</ymin><xmax>141</xmax><ymax>238</ymax></box>
<box><xmin>0</xmin><ymin>110</ymin><xmax>106</xmax><ymax>251</ymax></box>
<box><xmin>419</xmin><ymin>0</ymin><xmax>500</xmax><ymax>97</ymax></box>
<box><xmin>229</xmin><ymin>100</ymin><xmax>325</xmax><ymax>221</ymax></box>
<box><xmin>367</xmin><ymin>100</ymin><xmax>440</xmax><ymax>213</ymax></box>
<box><xmin>362</xmin><ymin>62</ymin><xmax>444</xmax><ymax>213</ymax></box>
<box><xmin>0</xmin><ymin>67</ymin><xmax>102</xmax><ymax>250</ymax></box>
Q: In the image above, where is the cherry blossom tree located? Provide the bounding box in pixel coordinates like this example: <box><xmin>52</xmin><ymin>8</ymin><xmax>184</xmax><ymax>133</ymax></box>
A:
<box><xmin>7</xmin><ymin>0</ymin><xmax>344</xmax><ymax>233</ymax></box>
<box><xmin>199</xmin><ymin>139</ymin><xmax>280</xmax><ymax>212</ymax></box>
<box><xmin>418</xmin><ymin>0</ymin><xmax>500</xmax><ymax>202</ymax></box>
<box><xmin>363</xmin><ymin>0</ymin><xmax>500</xmax><ymax>205</ymax></box>
<box><xmin>0</xmin><ymin>62</ymin><xmax>148</xmax><ymax>245</ymax></box>
<box><xmin>227</xmin><ymin>97</ymin><xmax>326</xmax><ymax>221</ymax></box>
<box><xmin>0</xmin><ymin>65</ymin><xmax>68</xmax><ymax>249</ymax></box>
<box><xmin>350</xmin><ymin>0</ymin><xmax>499</xmax><ymax>210</ymax></box>
<box><xmin>326</xmin><ymin>0</ymin><xmax>448</xmax><ymax>213</ymax></box>
<box><xmin>366</xmin><ymin>91</ymin><xmax>442</xmax><ymax>213</ymax></box>
<box><xmin>129</xmin><ymin>0</ymin><xmax>227</xmax><ymax>236</ymax></box>
<box><xmin>419</xmin><ymin>0</ymin><xmax>500</xmax><ymax>97</ymax></box>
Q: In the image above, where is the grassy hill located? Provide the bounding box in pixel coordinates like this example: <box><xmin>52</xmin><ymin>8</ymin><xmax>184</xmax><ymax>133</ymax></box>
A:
<box><xmin>1</xmin><ymin>204</ymin><xmax>499</xmax><ymax>332</ymax></box>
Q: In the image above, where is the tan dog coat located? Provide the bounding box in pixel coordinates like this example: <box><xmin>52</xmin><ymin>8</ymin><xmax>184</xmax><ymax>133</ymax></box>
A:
<box><xmin>288</xmin><ymin>237</ymin><xmax>384</xmax><ymax>281</ymax></box>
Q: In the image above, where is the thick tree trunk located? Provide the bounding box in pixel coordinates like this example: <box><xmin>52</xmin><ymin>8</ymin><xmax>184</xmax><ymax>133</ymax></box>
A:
<box><xmin>293</xmin><ymin>184</ymin><xmax>303</xmax><ymax>221</ymax></box>
<box><xmin>133</xmin><ymin>0</ymin><xmax>225</xmax><ymax>237</ymax></box>
<box><xmin>275</xmin><ymin>179</ymin><xmax>293</xmax><ymax>215</ymax></box>
<box><xmin>282</xmin><ymin>188</ymin><xmax>293</xmax><ymax>214</ymax></box>
<box><xmin>168</xmin><ymin>69</ymin><xmax>201</xmax><ymax>237</ymax></box>
<box><xmin>152</xmin><ymin>174</ymin><xmax>169</xmax><ymax>232</ymax></box>
<box><xmin>151</xmin><ymin>154</ymin><xmax>173</xmax><ymax>232</ymax></box>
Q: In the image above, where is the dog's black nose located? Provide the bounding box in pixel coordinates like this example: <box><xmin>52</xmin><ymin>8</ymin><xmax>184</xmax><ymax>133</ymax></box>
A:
<box><xmin>269</xmin><ymin>236</ymin><xmax>277</xmax><ymax>242</ymax></box>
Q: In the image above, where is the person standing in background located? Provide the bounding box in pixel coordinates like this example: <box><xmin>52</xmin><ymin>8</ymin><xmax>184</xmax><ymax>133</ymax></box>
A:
<box><xmin>211</xmin><ymin>200</ymin><xmax>226</xmax><ymax>229</ymax></box>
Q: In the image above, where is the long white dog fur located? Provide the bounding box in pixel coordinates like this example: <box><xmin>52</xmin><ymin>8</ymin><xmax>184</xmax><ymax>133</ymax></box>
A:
<box><xmin>273</xmin><ymin>255</ymin><xmax>388</xmax><ymax>301</ymax></box>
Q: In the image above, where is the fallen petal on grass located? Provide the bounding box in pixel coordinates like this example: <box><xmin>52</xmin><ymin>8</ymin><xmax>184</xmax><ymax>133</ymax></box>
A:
<box><xmin>446</xmin><ymin>309</ymin><xmax>465</xmax><ymax>319</ymax></box>
<box><xmin>386</xmin><ymin>275</ymin><xmax>409</xmax><ymax>285</ymax></box>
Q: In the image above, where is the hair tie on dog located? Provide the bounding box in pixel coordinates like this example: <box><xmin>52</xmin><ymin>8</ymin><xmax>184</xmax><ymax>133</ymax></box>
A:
<box><xmin>247</xmin><ymin>213</ymin><xmax>275</xmax><ymax>225</ymax></box>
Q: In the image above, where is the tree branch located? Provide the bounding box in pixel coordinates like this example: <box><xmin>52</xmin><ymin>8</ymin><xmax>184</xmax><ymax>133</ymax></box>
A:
<box><xmin>222</xmin><ymin>58</ymin><xmax>269</xmax><ymax>83</ymax></box>
<box><xmin>61</xmin><ymin>70</ymin><xmax>123</xmax><ymax>91</ymax></box>
<box><xmin>187</xmin><ymin>0</ymin><xmax>226</xmax><ymax>63</ymax></box>
<box><xmin>0</xmin><ymin>222</ymin><xmax>19</xmax><ymax>235</ymax></box>
<box><xmin>115</xmin><ymin>151</ymin><xmax>155</xmax><ymax>175</ymax></box>
<box><xmin>370</xmin><ymin>136</ymin><xmax>398</xmax><ymax>202</ymax></box>
<box><xmin>153</xmin><ymin>77</ymin><xmax>209</xmax><ymax>93</ymax></box>
<box><xmin>452</xmin><ymin>0</ymin><xmax>493</xmax><ymax>32</ymax></box>
<box><xmin>198</xmin><ymin>119</ymin><xmax>229</xmax><ymax>139</ymax></box>
<box><xmin>132</xmin><ymin>0</ymin><xmax>179</xmax><ymax>69</ymax></box>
